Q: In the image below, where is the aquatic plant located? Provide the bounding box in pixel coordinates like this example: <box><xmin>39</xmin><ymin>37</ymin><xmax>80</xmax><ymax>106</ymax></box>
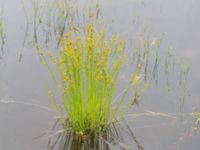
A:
<box><xmin>52</xmin><ymin>0</ymin><xmax>77</xmax><ymax>47</ymax></box>
<box><xmin>192</xmin><ymin>112</ymin><xmax>200</xmax><ymax>125</ymax></box>
<box><xmin>0</xmin><ymin>11</ymin><xmax>6</xmax><ymax>57</ymax></box>
<box><xmin>39</xmin><ymin>23</ymin><xmax>143</xmax><ymax>140</ymax></box>
<box><xmin>134</xmin><ymin>29</ymin><xmax>163</xmax><ymax>84</ymax></box>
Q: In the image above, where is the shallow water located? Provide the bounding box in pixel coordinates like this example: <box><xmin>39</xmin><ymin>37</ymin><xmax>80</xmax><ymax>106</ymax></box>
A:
<box><xmin>0</xmin><ymin>0</ymin><xmax>200</xmax><ymax>149</ymax></box>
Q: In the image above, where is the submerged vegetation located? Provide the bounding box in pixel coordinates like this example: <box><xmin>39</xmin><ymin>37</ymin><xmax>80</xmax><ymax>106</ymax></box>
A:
<box><xmin>21</xmin><ymin>0</ymin><xmax>78</xmax><ymax>48</ymax></box>
<box><xmin>21</xmin><ymin>0</ymin><xmax>99</xmax><ymax>47</ymax></box>
<box><xmin>134</xmin><ymin>29</ymin><xmax>163</xmax><ymax>84</ymax></box>
<box><xmin>20</xmin><ymin>0</ymin><xmax>101</xmax><ymax>61</ymax></box>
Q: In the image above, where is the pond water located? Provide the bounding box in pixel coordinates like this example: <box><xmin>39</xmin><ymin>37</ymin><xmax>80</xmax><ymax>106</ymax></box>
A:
<box><xmin>0</xmin><ymin>0</ymin><xmax>200</xmax><ymax>150</ymax></box>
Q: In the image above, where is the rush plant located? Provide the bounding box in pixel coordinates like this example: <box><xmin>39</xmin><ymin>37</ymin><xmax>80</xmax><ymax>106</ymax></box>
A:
<box><xmin>39</xmin><ymin>23</ymin><xmax>142</xmax><ymax>137</ymax></box>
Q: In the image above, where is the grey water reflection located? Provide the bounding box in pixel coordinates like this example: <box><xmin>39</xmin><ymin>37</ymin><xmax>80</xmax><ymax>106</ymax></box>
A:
<box><xmin>0</xmin><ymin>0</ymin><xmax>200</xmax><ymax>150</ymax></box>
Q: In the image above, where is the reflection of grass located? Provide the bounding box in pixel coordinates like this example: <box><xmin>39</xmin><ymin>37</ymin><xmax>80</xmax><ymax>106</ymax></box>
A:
<box><xmin>39</xmin><ymin>23</ymin><xmax>144</xmax><ymax>147</ymax></box>
<box><xmin>48</xmin><ymin>119</ymin><xmax>143</xmax><ymax>150</ymax></box>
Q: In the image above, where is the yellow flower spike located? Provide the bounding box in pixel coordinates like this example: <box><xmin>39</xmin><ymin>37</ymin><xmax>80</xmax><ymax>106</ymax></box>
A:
<box><xmin>63</xmin><ymin>72</ymin><xmax>68</xmax><ymax>81</ymax></box>
<box><xmin>118</xmin><ymin>41</ymin><xmax>125</xmax><ymax>53</ymax></box>
<box><xmin>59</xmin><ymin>55</ymin><xmax>66</xmax><ymax>65</ymax></box>
<box><xmin>64</xmin><ymin>32</ymin><xmax>72</xmax><ymax>39</ymax></box>
<box><xmin>47</xmin><ymin>52</ymin><xmax>57</xmax><ymax>64</ymax></box>
<box><xmin>37</xmin><ymin>48</ymin><xmax>44</xmax><ymax>56</ymax></box>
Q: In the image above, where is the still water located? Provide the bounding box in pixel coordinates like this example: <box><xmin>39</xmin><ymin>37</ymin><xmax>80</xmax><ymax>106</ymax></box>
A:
<box><xmin>0</xmin><ymin>0</ymin><xmax>200</xmax><ymax>149</ymax></box>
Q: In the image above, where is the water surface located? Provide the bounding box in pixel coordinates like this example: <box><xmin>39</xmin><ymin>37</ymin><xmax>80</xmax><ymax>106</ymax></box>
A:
<box><xmin>0</xmin><ymin>0</ymin><xmax>200</xmax><ymax>149</ymax></box>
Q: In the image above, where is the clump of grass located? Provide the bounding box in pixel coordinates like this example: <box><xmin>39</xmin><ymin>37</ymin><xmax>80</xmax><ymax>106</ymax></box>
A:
<box><xmin>39</xmin><ymin>23</ymin><xmax>143</xmax><ymax>139</ymax></box>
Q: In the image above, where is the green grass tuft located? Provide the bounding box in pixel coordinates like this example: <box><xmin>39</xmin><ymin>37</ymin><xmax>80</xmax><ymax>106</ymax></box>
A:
<box><xmin>39</xmin><ymin>23</ymin><xmax>143</xmax><ymax>137</ymax></box>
